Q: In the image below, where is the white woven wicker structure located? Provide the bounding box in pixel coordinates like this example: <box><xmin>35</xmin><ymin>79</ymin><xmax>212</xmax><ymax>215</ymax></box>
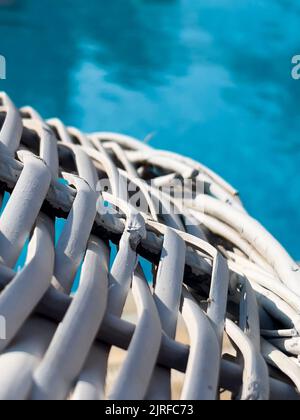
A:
<box><xmin>0</xmin><ymin>91</ymin><xmax>299</xmax><ymax>400</ymax></box>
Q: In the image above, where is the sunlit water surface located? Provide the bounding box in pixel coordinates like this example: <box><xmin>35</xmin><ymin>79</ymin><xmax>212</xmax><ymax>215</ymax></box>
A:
<box><xmin>1</xmin><ymin>0</ymin><xmax>300</xmax><ymax>259</ymax></box>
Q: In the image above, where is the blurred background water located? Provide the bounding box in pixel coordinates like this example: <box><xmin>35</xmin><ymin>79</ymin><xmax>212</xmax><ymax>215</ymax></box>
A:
<box><xmin>0</xmin><ymin>0</ymin><xmax>300</xmax><ymax>258</ymax></box>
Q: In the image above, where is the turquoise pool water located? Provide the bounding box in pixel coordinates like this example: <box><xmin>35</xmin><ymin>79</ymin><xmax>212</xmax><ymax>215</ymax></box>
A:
<box><xmin>0</xmin><ymin>0</ymin><xmax>300</xmax><ymax>258</ymax></box>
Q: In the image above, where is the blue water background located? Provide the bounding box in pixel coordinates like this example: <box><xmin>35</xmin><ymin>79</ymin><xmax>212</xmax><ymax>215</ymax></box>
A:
<box><xmin>0</xmin><ymin>0</ymin><xmax>300</xmax><ymax>260</ymax></box>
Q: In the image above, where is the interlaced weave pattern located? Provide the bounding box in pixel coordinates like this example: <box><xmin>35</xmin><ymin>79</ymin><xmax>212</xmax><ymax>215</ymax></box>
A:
<box><xmin>0</xmin><ymin>92</ymin><xmax>299</xmax><ymax>400</ymax></box>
